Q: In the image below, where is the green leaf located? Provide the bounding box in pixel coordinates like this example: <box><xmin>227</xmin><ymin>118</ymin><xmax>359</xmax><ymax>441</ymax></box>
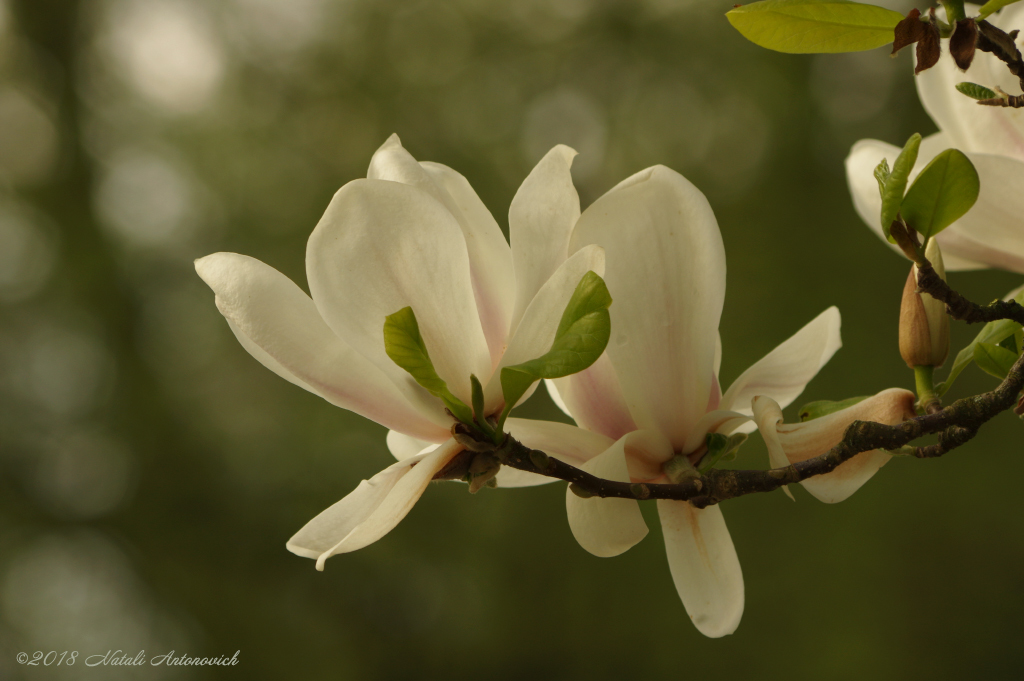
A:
<box><xmin>977</xmin><ymin>0</ymin><xmax>1022</xmax><ymax>20</ymax></box>
<box><xmin>880</xmin><ymin>133</ymin><xmax>921</xmax><ymax>242</ymax></box>
<box><xmin>873</xmin><ymin>158</ymin><xmax>890</xmax><ymax>199</ymax></box>
<box><xmin>496</xmin><ymin>271</ymin><xmax>612</xmax><ymax>430</ymax></box>
<box><xmin>937</xmin><ymin>292</ymin><xmax>1024</xmax><ymax>396</ymax></box>
<box><xmin>955</xmin><ymin>82</ymin><xmax>998</xmax><ymax>100</ymax></box>
<box><xmin>726</xmin><ymin>0</ymin><xmax>905</xmax><ymax>54</ymax></box>
<box><xmin>900</xmin><ymin>149</ymin><xmax>980</xmax><ymax>239</ymax></box>
<box><xmin>697</xmin><ymin>432</ymin><xmax>749</xmax><ymax>473</ymax></box>
<box><xmin>973</xmin><ymin>342</ymin><xmax>1019</xmax><ymax>379</ymax></box>
<box><xmin>383</xmin><ymin>306</ymin><xmax>474</xmax><ymax>425</ymax></box>
<box><xmin>798</xmin><ymin>395</ymin><xmax>870</xmax><ymax>422</ymax></box>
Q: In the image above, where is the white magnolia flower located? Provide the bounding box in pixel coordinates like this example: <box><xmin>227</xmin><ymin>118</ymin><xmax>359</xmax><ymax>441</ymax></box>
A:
<box><xmin>846</xmin><ymin>3</ymin><xmax>1024</xmax><ymax>273</ymax></box>
<box><xmin>536</xmin><ymin>164</ymin><xmax>851</xmax><ymax>637</ymax></box>
<box><xmin>197</xmin><ymin>134</ymin><xmax>612</xmax><ymax>570</ymax></box>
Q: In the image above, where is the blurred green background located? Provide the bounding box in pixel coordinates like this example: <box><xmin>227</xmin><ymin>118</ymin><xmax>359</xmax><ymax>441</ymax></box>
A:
<box><xmin>1</xmin><ymin>0</ymin><xmax>1022</xmax><ymax>678</ymax></box>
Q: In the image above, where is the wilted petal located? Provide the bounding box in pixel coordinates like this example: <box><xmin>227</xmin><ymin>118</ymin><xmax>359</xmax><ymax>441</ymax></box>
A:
<box><xmin>306</xmin><ymin>178</ymin><xmax>491</xmax><ymax>406</ymax></box>
<box><xmin>287</xmin><ymin>439</ymin><xmax>463</xmax><ymax>570</ymax></box>
<box><xmin>496</xmin><ymin>417</ymin><xmax>615</xmax><ymax>487</ymax></box>
<box><xmin>752</xmin><ymin>389</ymin><xmax>917</xmax><ymax>503</ymax></box>
<box><xmin>509</xmin><ymin>145</ymin><xmax>580</xmax><ymax>332</ymax></box>
<box><xmin>386</xmin><ymin>430</ymin><xmax>441</xmax><ymax>460</ymax></box>
<box><xmin>658</xmin><ymin>500</ymin><xmax>744</xmax><ymax>638</ymax></box>
<box><xmin>565</xmin><ymin>433</ymin><xmax>652</xmax><ymax>557</ymax></box>
<box><xmin>483</xmin><ymin>245</ymin><xmax>605</xmax><ymax>412</ymax></box>
<box><xmin>546</xmin><ymin>352</ymin><xmax>637</xmax><ymax>441</ymax></box>
<box><xmin>719</xmin><ymin>307</ymin><xmax>842</xmax><ymax>415</ymax></box>
<box><xmin>570</xmin><ymin>166</ymin><xmax>725</xmax><ymax>450</ymax></box>
<box><xmin>195</xmin><ymin>253</ymin><xmax>450</xmax><ymax>440</ymax></box>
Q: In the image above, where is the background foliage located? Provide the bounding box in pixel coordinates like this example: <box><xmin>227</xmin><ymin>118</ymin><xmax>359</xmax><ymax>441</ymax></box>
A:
<box><xmin>0</xmin><ymin>0</ymin><xmax>1021</xmax><ymax>678</ymax></box>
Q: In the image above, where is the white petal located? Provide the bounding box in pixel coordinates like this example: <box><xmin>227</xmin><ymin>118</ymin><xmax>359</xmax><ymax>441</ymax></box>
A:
<box><xmin>719</xmin><ymin>307</ymin><xmax>842</xmax><ymax>414</ymax></box>
<box><xmin>306</xmin><ymin>178</ymin><xmax>491</xmax><ymax>407</ymax></box>
<box><xmin>545</xmin><ymin>378</ymin><xmax>572</xmax><ymax>417</ymax></box>
<box><xmin>288</xmin><ymin>439</ymin><xmax>463</xmax><ymax>569</ymax></box>
<box><xmin>570</xmin><ymin>166</ymin><xmax>725</xmax><ymax>450</ymax></box>
<box><xmin>547</xmin><ymin>352</ymin><xmax>637</xmax><ymax>441</ymax></box>
<box><xmin>482</xmin><ymin>245</ymin><xmax>605</xmax><ymax>411</ymax></box>
<box><xmin>509</xmin><ymin>145</ymin><xmax>580</xmax><ymax>332</ymax></box>
<box><xmin>565</xmin><ymin>433</ymin><xmax>649</xmax><ymax>557</ymax></box>
<box><xmin>386</xmin><ymin>430</ymin><xmax>442</xmax><ymax>460</ymax></box>
<box><xmin>366</xmin><ymin>135</ymin><xmax>516</xmax><ymax>365</ymax></box>
<box><xmin>658</xmin><ymin>500</ymin><xmax>744</xmax><ymax>638</ymax></box>
<box><xmin>755</xmin><ymin>389</ymin><xmax>916</xmax><ymax>503</ymax></box>
<box><xmin>195</xmin><ymin>253</ymin><xmax>450</xmax><ymax>440</ymax></box>
<box><xmin>495</xmin><ymin>417</ymin><xmax>615</xmax><ymax>487</ymax></box>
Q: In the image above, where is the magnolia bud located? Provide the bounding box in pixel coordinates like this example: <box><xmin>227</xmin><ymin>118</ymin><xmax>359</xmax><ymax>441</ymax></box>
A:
<box><xmin>899</xmin><ymin>239</ymin><xmax>949</xmax><ymax>368</ymax></box>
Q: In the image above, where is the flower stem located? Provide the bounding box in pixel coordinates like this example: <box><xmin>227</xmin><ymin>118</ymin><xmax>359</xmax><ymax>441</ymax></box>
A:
<box><xmin>914</xmin><ymin>365</ymin><xmax>941</xmax><ymax>414</ymax></box>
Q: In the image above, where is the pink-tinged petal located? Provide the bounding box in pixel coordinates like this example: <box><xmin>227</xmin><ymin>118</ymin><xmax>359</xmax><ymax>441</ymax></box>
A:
<box><xmin>752</xmin><ymin>389</ymin><xmax>917</xmax><ymax>504</ymax></box>
<box><xmin>386</xmin><ymin>430</ymin><xmax>443</xmax><ymax>460</ymax></box>
<box><xmin>719</xmin><ymin>307</ymin><xmax>842</xmax><ymax>415</ymax></box>
<box><xmin>566</xmin><ymin>433</ymin><xmax>650</xmax><ymax>557</ymax></box>
<box><xmin>845</xmin><ymin>137</ymin><xmax>1014</xmax><ymax>271</ymax></box>
<box><xmin>495</xmin><ymin>417</ymin><xmax>615</xmax><ymax>487</ymax></box>
<box><xmin>306</xmin><ymin>178</ymin><xmax>491</xmax><ymax>407</ymax></box>
<box><xmin>196</xmin><ymin>253</ymin><xmax>450</xmax><ymax>440</ymax></box>
<box><xmin>367</xmin><ymin>135</ymin><xmax>515</xmax><ymax>366</ymax></box>
<box><xmin>658</xmin><ymin>500</ymin><xmax>744</xmax><ymax>638</ymax></box>
<box><xmin>546</xmin><ymin>352</ymin><xmax>637</xmax><ymax>441</ymax></box>
<box><xmin>483</xmin><ymin>245</ymin><xmax>605</xmax><ymax>412</ymax></box>
<box><xmin>915</xmin><ymin>15</ymin><xmax>1024</xmax><ymax>162</ymax></box>
<box><xmin>287</xmin><ymin>439</ymin><xmax>463</xmax><ymax>569</ymax></box>
<box><xmin>509</xmin><ymin>145</ymin><xmax>580</xmax><ymax>332</ymax></box>
<box><xmin>570</xmin><ymin>166</ymin><xmax>725</xmax><ymax>450</ymax></box>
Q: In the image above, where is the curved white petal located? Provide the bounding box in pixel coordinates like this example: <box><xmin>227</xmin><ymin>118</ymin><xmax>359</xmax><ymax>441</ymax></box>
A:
<box><xmin>753</xmin><ymin>389</ymin><xmax>916</xmax><ymax>504</ymax></box>
<box><xmin>565</xmin><ymin>433</ymin><xmax>649</xmax><ymax>557</ymax></box>
<box><xmin>366</xmin><ymin>135</ymin><xmax>515</xmax><ymax>365</ymax></box>
<box><xmin>845</xmin><ymin>137</ymin><xmax>1010</xmax><ymax>271</ymax></box>
<box><xmin>306</xmin><ymin>178</ymin><xmax>491</xmax><ymax>407</ymax></box>
<box><xmin>719</xmin><ymin>307</ymin><xmax>842</xmax><ymax>415</ymax></box>
<box><xmin>509</xmin><ymin>145</ymin><xmax>580</xmax><ymax>332</ymax></box>
<box><xmin>386</xmin><ymin>430</ymin><xmax>442</xmax><ymax>460</ymax></box>
<box><xmin>483</xmin><ymin>245</ymin><xmax>605</xmax><ymax>411</ymax></box>
<box><xmin>287</xmin><ymin>439</ymin><xmax>463</xmax><ymax>569</ymax></box>
<box><xmin>547</xmin><ymin>352</ymin><xmax>637</xmax><ymax>441</ymax></box>
<box><xmin>196</xmin><ymin>253</ymin><xmax>450</xmax><ymax>440</ymax></box>
<box><xmin>495</xmin><ymin>417</ymin><xmax>615</xmax><ymax>487</ymax></box>
<box><xmin>570</xmin><ymin>166</ymin><xmax>725</xmax><ymax>450</ymax></box>
<box><xmin>658</xmin><ymin>500</ymin><xmax>744</xmax><ymax>638</ymax></box>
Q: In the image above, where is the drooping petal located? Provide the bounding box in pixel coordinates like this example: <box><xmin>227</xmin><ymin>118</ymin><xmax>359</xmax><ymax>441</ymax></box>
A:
<box><xmin>366</xmin><ymin>135</ymin><xmax>516</xmax><ymax>365</ymax></box>
<box><xmin>495</xmin><ymin>417</ymin><xmax>615</xmax><ymax>487</ymax></box>
<box><xmin>482</xmin><ymin>245</ymin><xmax>605</xmax><ymax>412</ymax></box>
<box><xmin>570</xmin><ymin>166</ymin><xmax>726</xmax><ymax>450</ymax></box>
<box><xmin>752</xmin><ymin>389</ymin><xmax>917</xmax><ymax>503</ymax></box>
<box><xmin>509</xmin><ymin>145</ymin><xmax>580</xmax><ymax>332</ymax></box>
<box><xmin>546</xmin><ymin>352</ymin><xmax>637</xmax><ymax>441</ymax></box>
<box><xmin>196</xmin><ymin>253</ymin><xmax>450</xmax><ymax>440</ymax></box>
<box><xmin>845</xmin><ymin>137</ymin><xmax>1023</xmax><ymax>272</ymax></box>
<box><xmin>915</xmin><ymin>10</ymin><xmax>1024</xmax><ymax>162</ymax></box>
<box><xmin>719</xmin><ymin>307</ymin><xmax>842</xmax><ymax>415</ymax></box>
<box><xmin>287</xmin><ymin>439</ymin><xmax>463</xmax><ymax>570</ymax></box>
<box><xmin>386</xmin><ymin>430</ymin><xmax>442</xmax><ymax>460</ymax></box>
<box><xmin>306</xmin><ymin>178</ymin><xmax>491</xmax><ymax>406</ymax></box>
<box><xmin>565</xmin><ymin>433</ymin><xmax>650</xmax><ymax>557</ymax></box>
<box><xmin>658</xmin><ymin>500</ymin><xmax>744</xmax><ymax>638</ymax></box>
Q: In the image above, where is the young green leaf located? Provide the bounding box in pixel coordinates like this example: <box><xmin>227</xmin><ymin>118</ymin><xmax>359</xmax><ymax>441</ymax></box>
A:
<box><xmin>798</xmin><ymin>395</ymin><xmax>870</xmax><ymax>421</ymax></box>
<box><xmin>955</xmin><ymin>82</ymin><xmax>999</xmax><ymax>101</ymax></box>
<box><xmin>383</xmin><ymin>306</ymin><xmax>474</xmax><ymax>425</ymax></box>
<box><xmin>873</xmin><ymin>158</ymin><xmax>891</xmax><ymax>198</ymax></box>
<box><xmin>726</xmin><ymin>0</ymin><xmax>905</xmax><ymax>54</ymax></box>
<box><xmin>697</xmin><ymin>432</ymin><xmax>749</xmax><ymax>473</ymax></box>
<box><xmin>880</xmin><ymin>133</ymin><xmax>921</xmax><ymax>242</ymax></box>
<box><xmin>973</xmin><ymin>341</ymin><xmax>1019</xmax><ymax>379</ymax></box>
<box><xmin>496</xmin><ymin>271</ymin><xmax>612</xmax><ymax>431</ymax></box>
<box><xmin>977</xmin><ymin>0</ymin><xmax>1022</xmax><ymax>20</ymax></box>
<box><xmin>900</xmin><ymin>149</ymin><xmax>980</xmax><ymax>238</ymax></box>
<box><xmin>937</xmin><ymin>301</ymin><xmax>1024</xmax><ymax>397</ymax></box>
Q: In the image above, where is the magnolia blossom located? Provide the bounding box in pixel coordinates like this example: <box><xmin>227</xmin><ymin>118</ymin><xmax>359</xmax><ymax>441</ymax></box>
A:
<box><xmin>197</xmin><ymin>134</ymin><xmax>612</xmax><ymax>570</ymax></box>
<box><xmin>846</xmin><ymin>3</ymin><xmax>1024</xmax><ymax>273</ymax></box>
